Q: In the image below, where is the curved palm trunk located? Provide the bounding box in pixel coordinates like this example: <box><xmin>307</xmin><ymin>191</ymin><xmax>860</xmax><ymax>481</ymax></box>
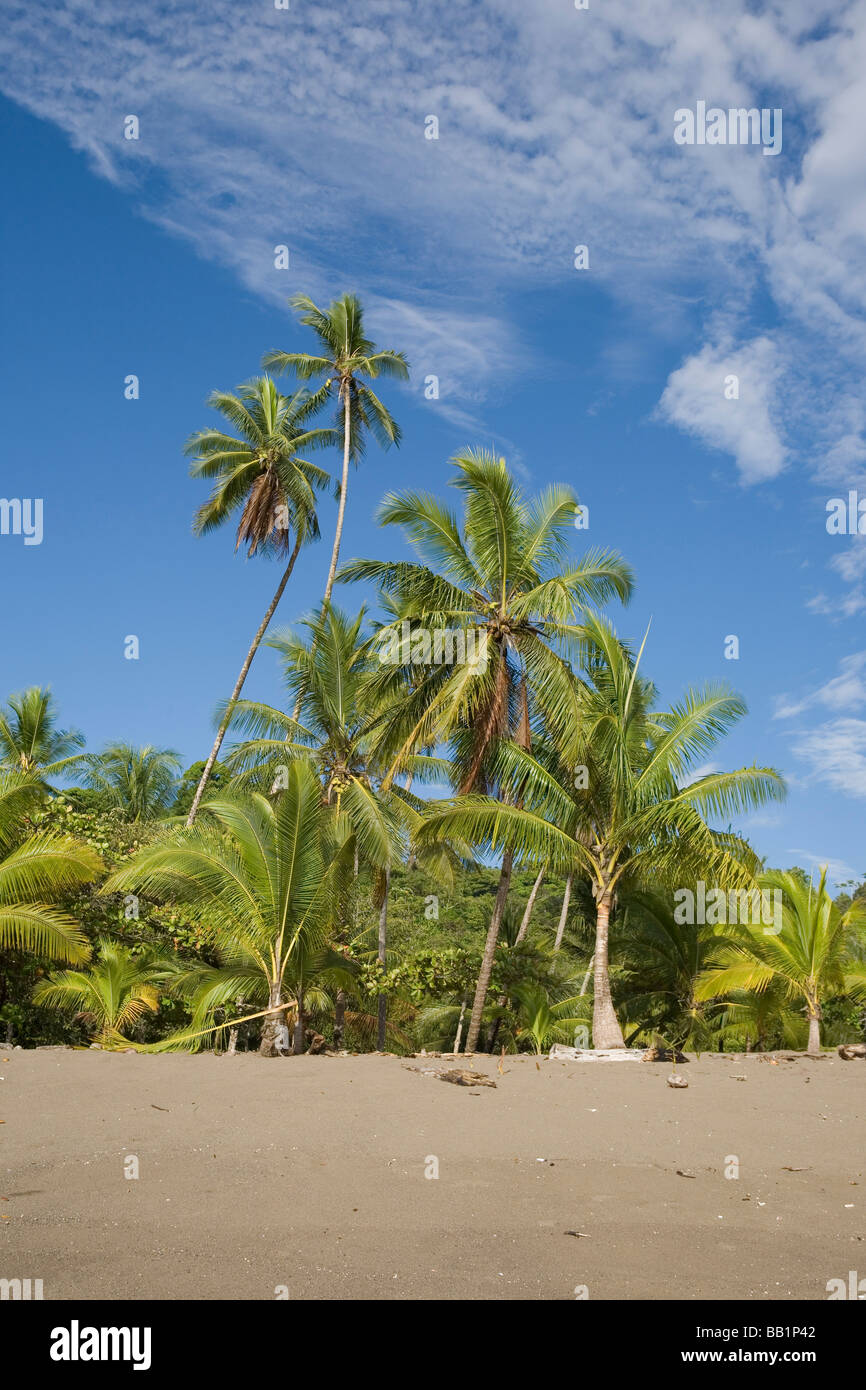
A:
<box><xmin>452</xmin><ymin>994</ymin><xmax>468</xmax><ymax>1054</ymax></box>
<box><xmin>579</xmin><ymin>952</ymin><xmax>594</xmax><ymax>996</ymax></box>
<box><xmin>187</xmin><ymin>530</ymin><xmax>304</xmax><ymax>826</ymax></box>
<box><xmin>515</xmin><ymin>866</ymin><xmax>545</xmax><ymax>946</ymax></box>
<box><xmin>553</xmin><ymin>872</ymin><xmax>574</xmax><ymax>952</ymax></box>
<box><xmin>489</xmin><ymin>865</ymin><xmax>546</xmax><ymax>1051</ymax></box>
<box><xmin>592</xmin><ymin>884</ymin><xmax>625</xmax><ymax>1048</ymax></box>
<box><xmin>290</xmin><ymin>391</ymin><xmax>352</xmax><ymax>725</ymax></box>
<box><xmin>322</xmin><ymin>388</ymin><xmax>352</xmax><ymax>611</ymax></box>
<box><xmin>465</xmin><ymin>849</ymin><xmax>514</xmax><ymax>1054</ymax></box>
<box><xmin>376</xmin><ymin>866</ymin><xmax>390</xmax><ymax>1050</ymax></box>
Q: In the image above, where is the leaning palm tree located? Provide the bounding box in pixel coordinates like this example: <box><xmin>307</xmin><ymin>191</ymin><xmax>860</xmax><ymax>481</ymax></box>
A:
<box><xmin>341</xmin><ymin>450</ymin><xmax>633</xmax><ymax>1051</ymax></box>
<box><xmin>84</xmin><ymin>744</ymin><xmax>182</xmax><ymax>822</ymax></box>
<box><xmin>184</xmin><ymin>376</ymin><xmax>335</xmax><ymax>823</ymax></box>
<box><xmin>263</xmin><ymin>293</ymin><xmax>409</xmax><ymax>615</ymax></box>
<box><xmin>103</xmin><ymin>762</ymin><xmax>358</xmax><ymax>1056</ymax></box>
<box><xmin>0</xmin><ymin>687</ymin><xmax>86</xmax><ymax>784</ymax></box>
<box><xmin>419</xmin><ymin>611</ymin><xmax>785</xmax><ymax>1048</ymax></box>
<box><xmin>695</xmin><ymin>868</ymin><xmax>866</xmax><ymax>1054</ymax></box>
<box><xmin>0</xmin><ymin>772</ymin><xmax>100</xmax><ymax>964</ymax></box>
<box><xmin>32</xmin><ymin>938</ymin><xmax>177</xmax><ymax>1045</ymax></box>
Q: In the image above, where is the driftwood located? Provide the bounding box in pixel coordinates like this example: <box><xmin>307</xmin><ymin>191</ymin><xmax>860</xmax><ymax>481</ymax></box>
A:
<box><xmin>838</xmin><ymin>1043</ymin><xmax>866</xmax><ymax>1061</ymax></box>
<box><xmin>303</xmin><ymin>1030</ymin><xmax>328</xmax><ymax>1055</ymax></box>
<box><xmin>403</xmin><ymin>1064</ymin><xmax>496</xmax><ymax>1088</ymax></box>
<box><xmin>549</xmin><ymin>1044</ymin><xmax>641</xmax><ymax>1062</ymax></box>
<box><xmin>438</xmin><ymin>1068</ymin><xmax>497</xmax><ymax>1088</ymax></box>
<box><xmin>642</xmin><ymin>1046</ymin><xmax>689</xmax><ymax>1064</ymax></box>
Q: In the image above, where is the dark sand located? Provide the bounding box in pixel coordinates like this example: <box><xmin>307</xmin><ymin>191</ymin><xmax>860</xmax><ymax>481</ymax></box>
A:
<box><xmin>2</xmin><ymin>1049</ymin><xmax>863</xmax><ymax>1300</ymax></box>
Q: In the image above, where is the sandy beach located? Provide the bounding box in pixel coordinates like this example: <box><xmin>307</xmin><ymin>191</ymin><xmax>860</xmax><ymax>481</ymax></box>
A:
<box><xmin>2</xmin><ymin>1049</ymin><xmax>863</xmax><ymax>1301</ymax></box>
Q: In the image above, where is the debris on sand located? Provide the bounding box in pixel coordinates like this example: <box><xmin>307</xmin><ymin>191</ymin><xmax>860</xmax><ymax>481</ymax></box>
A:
<box><xmin>838</xmin><ymin>1043</ymin><xmax>866</xmax><ymax>1061</ymax></box>
<box><xmin>402</xmin><ymin>1065</ymin><xmax>497</xmax><ymax>1088</ymax></box>
<box><xmin>667</xmin><ymin>1073</ymin><xmax>688</xmax><ymax>1088</ymax></box>
<box><xmin>642</xmin><ymin>1046</ymin><xmax>689</xmax><ymax>1064</ymax></box>
<box><xmin>438</xmin><ymin>1069</ymin><xmax>497</xmax><ymax>1088</ymax></box>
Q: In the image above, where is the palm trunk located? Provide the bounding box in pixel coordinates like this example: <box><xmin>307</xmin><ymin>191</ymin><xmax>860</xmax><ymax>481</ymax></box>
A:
<box><xmin>322</xmin><ymin>388</ymin><xmax>352</xmax><ymax>610</ymax></box>
<box><xmin>260</xmin><ymin>981</ymin><xmax>286</xmax><ymax>1057</ymax></box>
<box><xmin>488</xmin><ymin>866</ymin><xmax>546</xmax><ymax>1050</ymax></box>
<box><xmin>291</xmin><ymin>390</ymin><xmax>352</xmax><ymax>725</ymax></box>
<box><xmin>292</xmin><ymin>984</ymin><xmax>306</xmax><ymax>1054</ymax></box>
<box><xmin>226</xmin><ymin>1026</ymin><xmax>239</xmax><ymax>1055</ymax></box>
<box><xmin>334</xmin><ymin>988</ymin><xmax>347</xmax><ymax>1049</ymax></box>
<box><xmin>807</xmin><ymin>1004</ymin><xmax>822</xmax><ymax>1055</ymax></box>
<box><xmin>465</xmin><ymin>849</ymin><xmax>514</xmax><ymax>1054</ymax></box>
<box><xmin>592</xmin><ymin>883</ymin><xmax>625</xmax><ymax>1048</ymax></box>
<box><xmin>452</xmin><ymin>994</ymin><xmax>468</xmax><ymax>1054</ymax></box>
<box><xmin>187</xmin><ymin>531</ymin><xmax>304</xmax><ymax>826</ymax></box>
<box><xmin>514</xmin><ymin>866</ymin><xmax>545</xmax><ymax>945</ymax></box>
<box><xmin>553</xmin><ymin>872</ymin><xmax>574</xmax><ymax>952</ymax></box>
<box><xmin>579</xmin><ymin>953</ymin><xmax>594</xmax><ymax>996</ymax></box>
<box><xmin>376</xmin><ymin>866</ymin><xmax>390</xmax><ymax>1050</ymax></box>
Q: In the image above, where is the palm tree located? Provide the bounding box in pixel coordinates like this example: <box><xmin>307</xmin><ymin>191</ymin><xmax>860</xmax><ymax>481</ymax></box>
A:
<box><xmin>32</xmin><ymin>938</ymin><xmax>176</xmax><ymax>1045</ymax></box>
<box><xmin>0</xmin><ymin>687</ymin><xmax>86</xmax><ymax>784</ymax></box>
<box><xmin>341</xmin><ymin>450</ymin><xmax>633</xmax><ymax>1051</ymax></box>
<box><xmin>184</xmin><ymin>376</ymin><xmax>335</xmax><ymax>824</ymax></box>
<box><xmin>103</xmin><ymin>763</ymin><xmax>358</xmax><ymax>1056</ymax></box>
<box><xmin>510</xmin><ymin>981</ymin><xmax>588</xmax><ymax>1055</ymax></box>
<box><xmin>263</xmin><ymin>293</ymin><xmax>409</xmax><ymax>616</ymax></box>
<box><xmin>419</xmin><ymin>611</ymin><xmax>785</xmax><ymax>1048</ymax></box>
<box><xmin>0</xmin><ymin>772</ymin><xmax>100</xmax><ymax>964</ymax></box>
<box><xmin>695</xmin><ymin>868</ymin><xmax>866</xmax><ymax>1053</ymax></box>
<box><xmin>221</xmin><ymin>604</ymin><xmax>452</xmax><ymax>1048</ymax></box>
<box><xmin>84</xmin><ymin>744</ymin><xmax>182</xmax><ymax>822</ymax></box>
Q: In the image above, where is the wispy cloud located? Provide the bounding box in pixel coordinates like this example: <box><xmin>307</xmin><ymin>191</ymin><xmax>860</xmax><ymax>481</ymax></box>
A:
<box><xmin>1</xmin><ymin>0</ymin><xmax>865</xmax><ymax>464</ymax></box>
<box><xmin>790</xmin><ymin>718</ymin><xmax>866</xmax><ymax>798</ymax></box>
<box><xmin>774</xmin><ymin>651</ymin><xmax>866</xmax><ymax>719</ymax></box>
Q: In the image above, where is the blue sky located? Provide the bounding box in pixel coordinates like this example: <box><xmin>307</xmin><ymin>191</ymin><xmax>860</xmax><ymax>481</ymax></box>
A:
<box><xmin>0</xmin><ymin>0</ymin><xmax>864</xmax><ymax>884</ymax></box>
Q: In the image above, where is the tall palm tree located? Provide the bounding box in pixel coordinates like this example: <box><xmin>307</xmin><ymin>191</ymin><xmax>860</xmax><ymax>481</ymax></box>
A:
<box><xmin>341</xmin><ymin>450</ymin><xmax>633</xmax><ymax>1051</ymax></box>
<box><xmin>84</xmin><ymin>744</ymin><xmax>182</xmax><ymax>822</ymax></box>
<box><xmin>419</xmin><ymin>611</ymin><xmax>785</xmax><ymax>1048</ymax></box>
<box><xmin>0</xmin><ymin>772</ymin><xmax>100</xmax><ymax>964</ymax></box>
<box><xmin>263</xmin><ymin>293</ymin><xmax>409</xmax><ymax>616</ymax></box>
<box><xmin>104</xmin><ymin>763</ymin><xmax>358</xmax><ymax>1056</ymax></box>
<box><xmin>0</xmin><ymin>687</ymin><xmax>86</xmax><ymax>784</ymax></box>
<box><xmin>184</xmin><ymin>376</ymin><xmax>335</xmax><ymax>824</ymax></box>
<box><xmin>695</xmin><ymin>868</ymin><xmax>866</xmax><ymax>1053</ymax></box>
<box><xmin>33</xmin><ymin>938</ymin><xmax>177</xmax><ymax>1045</ymax></box>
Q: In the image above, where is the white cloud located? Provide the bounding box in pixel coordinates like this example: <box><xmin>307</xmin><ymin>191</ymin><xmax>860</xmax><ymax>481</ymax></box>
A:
<box><xmin>774</xmin><ymin>651</ymin><xmax>866</xmax><ymax>719</ymax></box>
<box><xmin>790</xmin><ymin>717</ymin><xmax>866</xmax><ymax>798</ymax></box>
<box><xmin>656</xmin><ymin>336</ymin><xmax>786</xmax><ymax>483</ymax></box>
